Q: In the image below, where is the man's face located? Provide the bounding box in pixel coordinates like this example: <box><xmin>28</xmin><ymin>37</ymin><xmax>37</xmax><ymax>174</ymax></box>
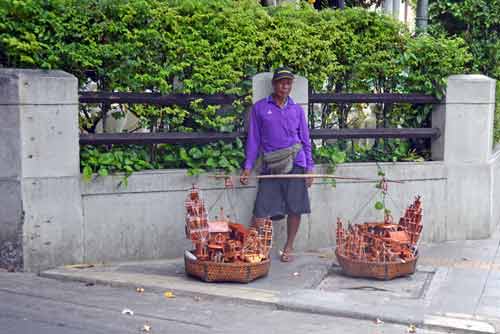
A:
<box><xmin>272</xmin><ymin>78</ymin><xmax>293</xmax><ymax>99</ymax></box>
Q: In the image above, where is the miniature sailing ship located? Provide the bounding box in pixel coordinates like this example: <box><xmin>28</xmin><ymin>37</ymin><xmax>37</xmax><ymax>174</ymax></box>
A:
<box><xmin>335</xmin><ymin>196</ymin><xmax>423</xmax><ymax>280</ymax></box>
<box><xmin>184</xmin><ymin>185</ymin><xmax>272</xmax><ymax>283</ymax></box>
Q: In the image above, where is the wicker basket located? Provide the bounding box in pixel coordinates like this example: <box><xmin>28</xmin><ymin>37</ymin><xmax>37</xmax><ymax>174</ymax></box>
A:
<box><xmin>184</xmin><ymin>254</ymin><xmax>271</xmax><ymax>283</ymax></box>
<box><xmin>335</xmin><ymin>249</ymin><xmax>418</xmax><ymax>280</ymax></box>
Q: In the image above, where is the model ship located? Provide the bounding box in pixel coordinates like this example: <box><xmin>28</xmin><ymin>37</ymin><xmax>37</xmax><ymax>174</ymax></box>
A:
<box><xmin>183</xmin><ymin>185</ymin><xmax>272</xmax><ymax>282</ymax></box>
<box><xmin>335</xmin><ymin>196</ymin><xmax>423</xmax><ymax>280</ymax></box>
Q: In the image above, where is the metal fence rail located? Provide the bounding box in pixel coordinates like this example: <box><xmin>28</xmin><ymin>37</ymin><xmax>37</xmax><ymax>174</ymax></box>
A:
<box><xmin>309</xmin><ymin>93</ymin><xmax>440</xmax><ymax>104</ymax></box>
<box><xmin>79</xmin><ymin>128</ymin><xmax>440</xmax><ymax>145</ymax></box>
<box><xmin>79</xmin><ymin>92</ymin><xmax>241</xmax><ymax>106</ymax></box>
<box><xmin>79</xmin><ymin>91</ymin><xmax>441</xmax><ymax>145</ymax></box>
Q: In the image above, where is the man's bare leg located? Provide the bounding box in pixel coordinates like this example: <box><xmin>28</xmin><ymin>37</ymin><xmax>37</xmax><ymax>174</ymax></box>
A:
<box><xmin>282</xmin><ymin>214</ymin><xmax>300</xmax><ymax>262</ymax></box>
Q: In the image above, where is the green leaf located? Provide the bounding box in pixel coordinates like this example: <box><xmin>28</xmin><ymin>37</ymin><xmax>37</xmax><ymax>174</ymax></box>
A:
<box><xmin>179</xmin><ymin>148</ymin><xmax>189</xmax><ymax>161</ymax></box>
<box><xmin>374</xmin><ymin>201</ymin><xmax>384</xmax><ymax>210</ymax></box>
<box><xmin>206</xmin><ymin>157</ymin><xmax>216</xmax><ymax>168</ymax></box>
<box><xmin>98</xmin><ymin>168</ymin><xmax>109</xmax><ymax>177</ymax></box>
<box><xmin>188</xmin><ymin>147</ymin><xmax>203</xmax><ymax>159</ymax></box>
<box><xmin>83</xmin><ymin>166</ymin><xmax>93</xmax><ymax>182</ymax></box>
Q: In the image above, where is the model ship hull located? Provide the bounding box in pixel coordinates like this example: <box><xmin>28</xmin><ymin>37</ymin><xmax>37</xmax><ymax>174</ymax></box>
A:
<box><xmin>184</xmin><ymin>253</ymin><xmax>270</xmax><ymax>283</ymax></box>
<box><xmin>335</xmin><ymin>249</ymin><xmax>418</xmax><ymax>280</ymax></box>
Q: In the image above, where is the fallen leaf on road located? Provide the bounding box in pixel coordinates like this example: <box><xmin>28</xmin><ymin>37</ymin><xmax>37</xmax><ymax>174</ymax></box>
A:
<box><xmin>407</xmin><ymin>324</ymin><xmax>416</xmax><ymax>333</ymax></box>
<box><xmin>136</xmin><ymin>287</ymin><xmax>145</xmax><ymax>293</ymax></box>
<box><xmin>318</xmin><ymin>252</ymin><xmax>335</xmax><ymax>259</ymax></box>
<box><xmin>141</xmin><ymin>324</ymin><xmax>152</xmax><ymax>332</ymax></box>
<box><xmin>164</xmin><ymin>291</ymin><xmax>176</xmax><ymax>298</ymax></box>
<box><xmin>375</xmin><ymin>318</ymin><xmax>384</xmax><ymax>325</ymax></box>
<box><xmin>121</xmin><ymin>308</ymin><xmax>134</xmax><ymax>316</ymax></box>
<box><xmin>65</xmin><ymin>263</ymin><xmax>94</xmax><ymax>269</ymax></box>
<box><xmin>193</xmin><ymin>296</ymin><xmax>201</xmax><ymax>302</ymax></box>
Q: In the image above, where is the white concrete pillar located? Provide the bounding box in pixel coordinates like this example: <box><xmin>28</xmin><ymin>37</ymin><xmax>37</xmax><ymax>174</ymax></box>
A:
<box><xmin>0</xmin><ymin>69</ymin><xmax>84</xmax><ymax>272</ymax></box>
<box><xmin>392</xmin><ymin>0</ymin><xmax>401</xmax><ymax>20</ymax></box>
<box><xmin>383</xmin><ymin>0</ymin><xmax>393</xmax><ymax>14</ymax></box>
<box><xmin>442</xmin><ymin>75</ymin><xmax>496</xmax><ymax>240</ymax></box>
<box><xmin>444</xmin><ymin>75</ymin><xmax>495</xmax><ymax>163</ymax></box>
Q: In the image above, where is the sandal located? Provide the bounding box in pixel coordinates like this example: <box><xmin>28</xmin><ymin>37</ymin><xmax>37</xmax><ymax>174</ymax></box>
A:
<box><xmin>280</xmin><ymin>249</ymin><xmax>294</xmax><ymax>263</ymax></box>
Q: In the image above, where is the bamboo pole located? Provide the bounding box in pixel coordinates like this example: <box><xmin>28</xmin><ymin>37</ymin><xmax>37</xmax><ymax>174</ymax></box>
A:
<box><xmin>210</xmin><ymin>174</ymin><xmax>405</xmax><ymax>183</ymax></box>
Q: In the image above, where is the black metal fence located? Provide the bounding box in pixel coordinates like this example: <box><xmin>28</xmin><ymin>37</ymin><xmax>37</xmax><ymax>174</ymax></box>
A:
<box><xmin>79</xmin><ymin>91</ymin><xmax>441</xmax><ymax>146</ymax></box>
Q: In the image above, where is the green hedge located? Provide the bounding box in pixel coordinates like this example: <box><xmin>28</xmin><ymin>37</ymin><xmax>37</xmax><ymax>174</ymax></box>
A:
<box><xmin>0</xmin><ymin>0</ymin><xmax>471</xmax><ymax>177</ymax></box>
<box><xmin>429</xmin><ymin>0</ymin><xmax>500</xmax><ymax>142</ymax></box>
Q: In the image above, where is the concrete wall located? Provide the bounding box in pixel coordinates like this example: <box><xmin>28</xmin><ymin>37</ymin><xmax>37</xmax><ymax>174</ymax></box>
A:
<box><xmin>0</xmin><ymin>69</ymin><xmax>498</xmax><ymax>270</ymax></box>
<box><xmin>80</xmin><ymin>162</ymin><xmax>446</xmax><ymax>263</ymax></box>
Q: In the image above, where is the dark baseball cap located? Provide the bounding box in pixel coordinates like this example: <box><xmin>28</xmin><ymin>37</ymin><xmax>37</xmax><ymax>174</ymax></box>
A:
<box><xmin>272</xmin><ymin>67</ymin><xmax>294</xmax><ymax>81</ymax></box>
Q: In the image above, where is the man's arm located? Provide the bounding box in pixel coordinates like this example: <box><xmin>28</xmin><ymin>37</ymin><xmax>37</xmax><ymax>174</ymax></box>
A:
<box><xmin>298</xmin><ymin>106</ymin><xmax>314</xmax><ymax>171</ymax></box>
<box><xmin>298</xmin><ymin>105</ymin><xmax>314</xmax><ymax>187</ymax></box>
<box><xmin>240</xmin><ymin>105</ymin><xmax>260</xmax><ymax>185</ymax></box>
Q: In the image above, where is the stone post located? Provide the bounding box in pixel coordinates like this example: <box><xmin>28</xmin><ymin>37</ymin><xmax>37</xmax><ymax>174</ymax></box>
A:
<box><xmin>441</xmin><ymin>75</ymin><xmax>496</xmax><ymax>239</ymax></box>
<box><xmin>0</xmin><ymin>69</ymin><xmax>84</xmax><ymax>272</ymax></box>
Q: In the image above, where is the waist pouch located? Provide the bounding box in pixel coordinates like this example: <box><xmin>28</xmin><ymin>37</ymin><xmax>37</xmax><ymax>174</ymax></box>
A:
<box><xmin>262</xmin><ymin>143</ymin><xmax>302</xmax><ymax>174</ymax></box>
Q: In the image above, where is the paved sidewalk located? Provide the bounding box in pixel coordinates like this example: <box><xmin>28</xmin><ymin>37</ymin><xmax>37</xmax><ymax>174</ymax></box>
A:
<box><xmin>41</xmin><ymin>236</ymin><xmax>500</xmax><ymax>334</ymax></box>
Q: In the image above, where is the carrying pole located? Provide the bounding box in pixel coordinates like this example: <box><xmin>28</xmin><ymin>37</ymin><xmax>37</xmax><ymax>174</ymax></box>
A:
<box><xmin>211</xmin><ymin>174</ymin><xmax>405</xmax><ymax>183</ymax></box>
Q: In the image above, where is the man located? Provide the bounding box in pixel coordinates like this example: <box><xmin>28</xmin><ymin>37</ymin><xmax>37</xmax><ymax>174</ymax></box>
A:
<box><xmin>240</xmin><ymin>67</ymin><xmax>314</xmax><ymax>263</ymax></box>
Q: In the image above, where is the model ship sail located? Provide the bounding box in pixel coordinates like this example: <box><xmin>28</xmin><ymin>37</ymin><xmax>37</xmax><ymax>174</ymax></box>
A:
<box><xmin>335</xmin><ymin>196</ymin><xmax>423</xmax><ymax>280</ymax></box>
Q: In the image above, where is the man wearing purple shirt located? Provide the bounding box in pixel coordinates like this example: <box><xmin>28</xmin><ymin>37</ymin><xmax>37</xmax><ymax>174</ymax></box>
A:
<box><xmin>240</xmin><ymin>68</ymin><xmax>314</xmax><ymax>262</ymax></box>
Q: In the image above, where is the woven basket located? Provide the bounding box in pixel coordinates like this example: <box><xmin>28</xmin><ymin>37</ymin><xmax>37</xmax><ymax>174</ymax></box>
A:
<box><xmin>184</xmin><ymin>254</ymin><xmax>271</xmax><ymax>283</ymax></box>
<box><xmin>335</xmin><ymin>249</ymin><xmax>418</xmax><ymax>280</ymax></box>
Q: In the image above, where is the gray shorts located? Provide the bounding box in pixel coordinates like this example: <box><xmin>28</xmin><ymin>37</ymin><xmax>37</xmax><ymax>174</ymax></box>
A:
<box><xmin>253</xmin><ymin>166</ymin><xmax>311</xmax><ymax>220</ymax></box>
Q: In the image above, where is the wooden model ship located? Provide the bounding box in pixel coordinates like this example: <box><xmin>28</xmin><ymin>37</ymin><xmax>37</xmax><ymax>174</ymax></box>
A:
<box><xmin>335</xmin><ymin>196</ymin><xmax>423</xmax><ymax>280</ymax></box>
<box><xmin>183</xmin><ymin>185</ymin><xmax>272</xmax><ymax>283</ymax></box>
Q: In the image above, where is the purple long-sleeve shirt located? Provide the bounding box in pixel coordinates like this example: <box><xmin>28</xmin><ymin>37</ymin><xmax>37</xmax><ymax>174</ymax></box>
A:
<box><xmin>244</xmin><ymin>96</ymin><xmax>314</xmax><ymax>172</ymax></box>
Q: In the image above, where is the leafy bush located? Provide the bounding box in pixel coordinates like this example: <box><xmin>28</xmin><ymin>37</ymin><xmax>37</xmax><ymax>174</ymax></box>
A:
<box><xmin>429</xmin><ymin>0</ymin><xmax>500</xmax><ymax>142</ymax></box>
<box><xmin>0</xmin><ymin>0</ymin><xmax>471</xmax><ymax>176</ymax></box>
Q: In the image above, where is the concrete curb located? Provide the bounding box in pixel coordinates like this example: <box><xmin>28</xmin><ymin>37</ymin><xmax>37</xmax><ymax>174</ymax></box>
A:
<box><xmin>40</xmin><ymin>269</ymin><xmax>280</xmax><ymax>305</ymax></box>
<box><xmin>40</xmin><ymin>268</ymin><xmax>497</xmax><ymax>334</ymax></box>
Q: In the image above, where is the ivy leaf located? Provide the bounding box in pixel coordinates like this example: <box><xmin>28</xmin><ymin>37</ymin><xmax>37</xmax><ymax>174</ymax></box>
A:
<box><xmin>179</xmin><ymin>148</ymin><xmax>189</xmax><ymax>161</ymax></box>
<box><xmin>374</xmin><ymin>201</ymin><xmax>384</xmax><ymax>210</ymax></box>
<box><xmin>83</xmin><ymin>166</ymin><xmax>93</xmax><ymax>181</ymax></box>
<box><xmin>98</xmin><ymin>168</ymin><xmax>109</xmax><ymax>177</ymax></box>
<box><xmin>188</xmin><ymin>147</ymin><xmax>202</xmax><ymax>159</ymax></box>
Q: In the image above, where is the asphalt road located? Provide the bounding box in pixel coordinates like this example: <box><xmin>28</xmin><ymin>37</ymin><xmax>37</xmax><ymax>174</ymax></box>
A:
<box><xmin>0</xmin><ymin>271</ymin><xmax>449</xmax><ymax>334</ymax></box>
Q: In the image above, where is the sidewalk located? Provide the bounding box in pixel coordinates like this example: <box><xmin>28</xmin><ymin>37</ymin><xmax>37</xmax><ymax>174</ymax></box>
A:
<box><xmin>41</xmin><ymin>236</ymin><xmax>500</xmax><ymax>334</ymax></box>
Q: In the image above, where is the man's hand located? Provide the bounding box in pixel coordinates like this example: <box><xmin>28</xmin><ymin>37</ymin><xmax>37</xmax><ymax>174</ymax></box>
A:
<box><xmin>306</xmin><ymin>170</ymin><xmax>314</xmax><ymax>188</ymax></box>
<box><xmin>240</xmin><ymin>169</ymin><xmax>251</xmax><ymax>185</ymax></box>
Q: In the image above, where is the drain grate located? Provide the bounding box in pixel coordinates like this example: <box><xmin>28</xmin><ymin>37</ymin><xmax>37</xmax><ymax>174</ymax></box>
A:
<box><xmin>316</xmin><ymin>266</ymin><xmax>434</xmax><ymax>299</ymax></box>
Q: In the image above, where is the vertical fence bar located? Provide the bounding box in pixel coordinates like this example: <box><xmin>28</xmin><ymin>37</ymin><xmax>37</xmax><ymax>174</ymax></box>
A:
<box><xmin>101</xmin><ymin>103</ymin><xmax>110</xmax><ymax>133</ymax></box>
